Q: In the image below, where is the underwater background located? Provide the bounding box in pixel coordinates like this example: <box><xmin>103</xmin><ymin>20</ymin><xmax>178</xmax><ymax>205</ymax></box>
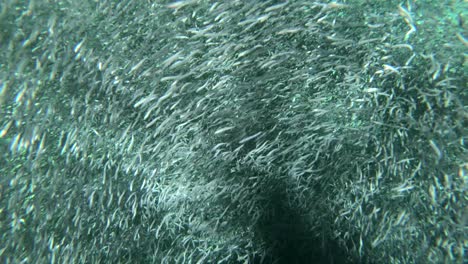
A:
<box><xmin>0</xmin><ymin>0</ymin><xmax>467</xmax><ymax>263</ymax></box>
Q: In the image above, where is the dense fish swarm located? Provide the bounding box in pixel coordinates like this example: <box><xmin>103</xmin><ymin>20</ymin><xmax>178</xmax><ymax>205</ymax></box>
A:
<box><xmin>0</xmin><ymin>0</ymin><xmax>466</xmax><ymax>263</ymax></box>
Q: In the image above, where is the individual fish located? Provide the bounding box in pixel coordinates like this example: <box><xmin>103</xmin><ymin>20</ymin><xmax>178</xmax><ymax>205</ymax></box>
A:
<box><xmin>74</xmin><ymin>38</ymin><xmax>86</xmax><ymax>53</ymax></box>
<box><xmin>239</xmin><ymin>132</ymin><xmax>263</xmax><ymax>144</ymax></box>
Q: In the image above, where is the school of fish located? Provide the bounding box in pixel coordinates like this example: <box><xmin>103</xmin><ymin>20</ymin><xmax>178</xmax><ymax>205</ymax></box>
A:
<box><xmin>0</xmin><ymin>0</ymin><xmax>466</xmax><ymax>263</ymax></box>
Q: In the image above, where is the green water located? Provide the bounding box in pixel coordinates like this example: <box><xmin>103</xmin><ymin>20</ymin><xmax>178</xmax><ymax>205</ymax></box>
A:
<box><xmin>0</xmin><ymin>1</ymin><xmax>466</xmax><ymax>263</ymax></box>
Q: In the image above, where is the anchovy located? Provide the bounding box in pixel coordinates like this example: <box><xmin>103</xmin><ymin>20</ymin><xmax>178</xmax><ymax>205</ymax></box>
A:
<box><xmin>214</xmin><ymin>126</ymin><xmax>235</xmax><ymax>135</ymax></box>
<box><xmin>239</xmin><ymin>132</ymin><xmax>263</xmax><ymax>144</ymax></box>
<box><xmin>74</xmin><ymin>38</ymin><xmax>86</xmax><ymax>53</ymax></box>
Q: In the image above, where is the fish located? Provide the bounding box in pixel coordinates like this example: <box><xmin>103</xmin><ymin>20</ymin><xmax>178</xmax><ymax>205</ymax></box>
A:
<box><xmin>214</xmin><ymin>126</ymin><xmax>235</xmax><ymax>135</ymax></box>
<box><xmin>429</xmin><ymin>139</ymin><xmax>442</xmax><ymax>160</ymax></box>
<box><xmin>239</xmin><ymin>132</ymin><xmax>263</xmax><ymax>144</ymax></box>
<box><xmin>129</xmin><ymin>58</ymin><xmax>146</xmax><ymax>74</ymax></box>
<box><xmin>0</xmin><ymin>121</ymin><xmax>12</xmax><ymax>138</ymax></box>
<box><xmin>265</xmin><ymin>2</ymin><xmax>288</xmax><ymax>13</ymax></box>
<box><xmin>74</xmin><ymin>38</ymin><xmax>86</xmax><ymax>53</ymax></box>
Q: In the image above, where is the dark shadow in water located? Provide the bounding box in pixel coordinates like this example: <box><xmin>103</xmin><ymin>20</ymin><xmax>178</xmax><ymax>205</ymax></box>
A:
<box><xmin>251</xmin><ymin>181</ymin><xmax>358</xmax><ymax>264</ymax></box>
